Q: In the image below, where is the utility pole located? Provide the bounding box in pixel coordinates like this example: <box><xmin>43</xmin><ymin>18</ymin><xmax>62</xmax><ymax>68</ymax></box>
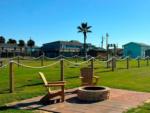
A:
<box><xmin>106</xmin><ymin>33</ymin><xmax>109</xmax><ymax>50</ymax></box>
<box><xmin>101</xmin><ymin>36</ymin><xmax>104</xmax><ymax>48</ymax></box>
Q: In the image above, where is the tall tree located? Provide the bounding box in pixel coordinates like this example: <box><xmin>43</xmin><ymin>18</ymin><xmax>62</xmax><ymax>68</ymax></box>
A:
<box><xmin>7</xmin><ymin>38</ymin><xmax>17</xmax><ymax>57</ymax></box>
<box><xmin>27</xmin><ymin>38</ymin><xmax>35</xmax><ymax>56</ymax></box>
<box><xmin>7</xmin><ymin>38</ymin><xmax>17</xmax><ymax>44</ymax></box>
<box><xmin>18</xmin><ymin>40</ymin><xmax>25</xmax><ymax>55</ymax></box>
<box><xmin>0</xmin><ymin>36</ymin><xmax>5</xmax><ymax>57</ymax></box>
<box><xmin>0</xmin><ymin>36</ymin><xmax>5</xmax><ymax>44</ymax></box>
<box><xmin>77</xmin><ymin>22</ymin><xmax>92</xmax><ymax>59</ymax></box>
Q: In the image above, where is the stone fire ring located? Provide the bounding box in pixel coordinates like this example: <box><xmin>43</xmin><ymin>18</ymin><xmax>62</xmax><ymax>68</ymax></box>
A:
<box><xmin>77</xmin><ymin>86</ymin><xmax>110</xmax><ymax>102</ymax></box>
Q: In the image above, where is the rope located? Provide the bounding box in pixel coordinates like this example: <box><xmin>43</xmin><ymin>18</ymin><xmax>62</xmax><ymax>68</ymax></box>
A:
<box><xmin>11</xmin><ymin>60</ymin><xmax>60</xmax><ymax>69</ymax></box>
<box><xmin>61</xmin><ymin>55</ymin><xmax>76</xmax><ymax>59</ymax></box>
<box><xmin>95</xmin><ymin>55</ymin><xmax>107</xmax><ymax>59</ymax></box>
<box><xmin>61</xmin><ymin>55</ymin><xmax>92</xmax><ymax>59</ymax></box>
<box><xmin>9</xmin><ymin>56</ymin><xmax>19</xmax><ymax>60</ymax></box>
<box><xmin>134</xmin><ymin>56</ymin><xmax>141</xmax><ymax>60</ymax></box>
<box><xmin>44</xmin><ymin>55</ymin><xmax>61</xmax><ymax>60</ymax></box>
<box><xmin>44</xmin><ymin>55</ymin><xmax>92</xmax><ymax>60</ymax></box>
<box><xmin>116</xmin><ymin>56</ymin><xmax>129</xmax><ymax>61</ymax></box>
<box><xmin>64</xmin><ymin>57</ymin><xmax>93</xmax><ymax>65</ymax></box>
<box><xmin>18</xmin><ymin>55</ymin><xmax>42</xmax><ymax>60</ymax></box>
<box><xmin>0</xmin><ymin>63</ymin><xmax>9</xmax><ymax>68</ymax></box>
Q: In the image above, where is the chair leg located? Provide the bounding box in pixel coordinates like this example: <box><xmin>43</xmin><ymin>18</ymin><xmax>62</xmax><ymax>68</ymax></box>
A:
<box><xmin>40</xmin><ymin>93</ymin><xmax>50</xmax><ymax>103</ymax></box>
<box><xmin>61</xmin><ymin>86</ymin><xmax>65</xmax><ymax>102</ymax></box>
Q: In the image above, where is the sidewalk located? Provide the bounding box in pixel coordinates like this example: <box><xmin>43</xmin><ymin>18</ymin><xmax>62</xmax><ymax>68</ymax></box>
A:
<box><xmin>7</xmin><ymin>88</ymin><xmax>150</xmax><ymax>113</ymax></box>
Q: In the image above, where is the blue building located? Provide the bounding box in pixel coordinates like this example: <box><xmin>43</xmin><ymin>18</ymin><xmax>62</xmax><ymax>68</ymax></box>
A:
<box><xmin>123</xmin><ymin>42</ymin><xmax>150</xmax><ymax>58</ymax></box>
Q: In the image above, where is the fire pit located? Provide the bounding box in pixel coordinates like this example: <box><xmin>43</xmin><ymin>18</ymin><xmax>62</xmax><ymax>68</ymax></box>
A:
<box><xmin>77</xmin><ymin>86</ymin><xmax>110</xmax><ymax>102</ymax></box>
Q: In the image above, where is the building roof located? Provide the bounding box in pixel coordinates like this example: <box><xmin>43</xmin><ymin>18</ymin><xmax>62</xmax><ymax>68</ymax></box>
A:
<box><xmin>43</xmin><ymin>40</ymin><xmax>82</xmax><ymax>46</ymax></box>
<box><xmin>42</xmin><ymin>40</ymin><xmax>99</xmax><ymax>50</ymax></box>
<box><xmin>123</xmin><ymin>42</ymin><xmax>150</xmax><ymax>47</ymax></box>
<box><xmin>59</xmin><ymin>40</ymin><xmax>82</xmax><ymax>46</ymax></box>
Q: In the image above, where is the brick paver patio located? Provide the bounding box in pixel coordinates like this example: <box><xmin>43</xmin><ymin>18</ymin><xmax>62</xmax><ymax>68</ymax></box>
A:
<box><xmin>7</xmin><ymin>88</ymin><xmax>150</xmax><ymax>113</ymax></box>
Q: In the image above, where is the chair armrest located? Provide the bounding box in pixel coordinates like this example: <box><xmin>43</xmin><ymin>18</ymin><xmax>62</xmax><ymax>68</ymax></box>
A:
<box><xmin>93</xmin><ymin>76</ymin><xmax>99</xmax><ymax>85</ymax></box>
<box><xmin>93</xmin><ymin>76</ymin><xmax>99</xmax><ymax>79</ymax></box>
<box><xmin>79</xmin><ymin>76</ymin><xmax>84</xmax><ymax>79</ymax></box>
<box><xmin>45</xmin><ymin>83</ymin><xmax>65</xmax><ymax>87</ymax></box>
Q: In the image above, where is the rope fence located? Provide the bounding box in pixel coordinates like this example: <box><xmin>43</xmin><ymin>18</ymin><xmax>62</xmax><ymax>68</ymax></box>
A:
<box><xmin>0</xmin><ymin>55</ymin><xmax>150</xmax><ymax>93</ymax></box>
<box><xmin>0</xmin><ymin>55</ymin><xmax>149</xmax><ymax>68</ymax></box>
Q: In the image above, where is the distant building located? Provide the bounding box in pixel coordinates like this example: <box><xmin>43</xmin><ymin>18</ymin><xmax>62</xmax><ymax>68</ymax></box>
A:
<box><xmin>42</xmin><ymin>40</ymin><xmax>83</xmax><ymax>57</ymax></box>
<box><xmin>41</xmin><ymin>40</ymin><xmax>101</xmax><ymax>57</ymax></box>
<box><xmin>0</xmin><ymin>43</ymin><xmax>40</xmax><ymax>57</ymax></box>
<box><xmin>0</xmin><ymin>44</ymin><xmax>21</xmax><ymax>57</ymax></box>
<box><xmin>123</xmin><ymin>42</ymin><xmax>150</xmax><ymax>58</ymax></box>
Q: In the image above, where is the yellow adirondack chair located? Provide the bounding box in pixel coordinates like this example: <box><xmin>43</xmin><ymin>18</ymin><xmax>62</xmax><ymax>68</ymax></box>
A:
<box><xmin>39</xmin><ymin>72</ymin><xmax>66</xmax><ymax>103</ymax></box>
<box><xmin>80</xmin><ymin>67</ymin><xmax>99</xmax><ymax>86</ymax></box>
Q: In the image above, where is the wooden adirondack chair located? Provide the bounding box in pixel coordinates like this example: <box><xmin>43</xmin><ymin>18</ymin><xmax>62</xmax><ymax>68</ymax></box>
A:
<box><xmin>80</xmin><ymin>67</ymin><xmax>99</xmax><ymax>86</ymax></box>
<box><xmin>39</xmin><ymin>72</ymin><xmax>66</xmax><ymax>103</ymax></box>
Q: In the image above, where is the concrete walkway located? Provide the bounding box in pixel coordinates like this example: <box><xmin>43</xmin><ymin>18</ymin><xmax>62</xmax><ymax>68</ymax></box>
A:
<box><xmin>7</xmin><ymin>88</ymin><xmax>150</xmax><ymax>113</ymax></box>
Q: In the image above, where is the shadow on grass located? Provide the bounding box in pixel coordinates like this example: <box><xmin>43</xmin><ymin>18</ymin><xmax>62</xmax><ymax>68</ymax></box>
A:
<box><xmin>95</xmin><ymin>70</ymin><xmax>112</xmax><ymax>73</ymax></box>
<box><xmin>117</xmin><ymin>67</ymin><xmax>127</xmax><ymax>70</ymax></box>
<box><xmin>0</xmin><ymin>102</ymin><xmax>42</xmax><ymax>110</ymax></box>
<box><xmin>0</xmin><ymin>89</ymin><xmax>10</xmax><ymax>94</ymax></box>
<box><xmin>15</xmin><ymin>82</ymin><xmax>43</xmax><ymax>90</ymax></box>
<box><xmin>0</xmin><ymin>99</ymin><xmax>63</xmax><ymax>113</ymax></box>
<box><xmin>0</xmin><ymin>82</ymin><xmax>43</xmax><ymax>94</ymax></box>
<box><xmin>0</xmin><ymin>106</ymin><xmax>16</xmax><ymax>111</ymax></box>
<box><xmin>65</xmin><ymin>76</ymin><xmax>78</xmax><ymax>79</ymax></box>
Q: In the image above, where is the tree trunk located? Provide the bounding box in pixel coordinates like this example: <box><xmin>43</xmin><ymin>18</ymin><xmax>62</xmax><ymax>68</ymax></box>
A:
<box><xmin>30</xmin><ymin>47</ymin><xmax>32</xmax><ymax>57</ymax></box>
<box><xmin>83</xmin><ymin>32</ymin><xmax>87</xmax><ymax>60</ymax></box>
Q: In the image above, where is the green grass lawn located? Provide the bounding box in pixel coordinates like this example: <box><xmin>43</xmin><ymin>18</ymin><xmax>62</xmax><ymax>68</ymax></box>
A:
<box><xmin>0</xmin><ymin>58</ymin><xmax>150</xmax><ymax>113</ymax></box>
<box><xmin>126</xmin><ymin>103</ymin><xmax>150</xmax><ymax>113</ymax></box>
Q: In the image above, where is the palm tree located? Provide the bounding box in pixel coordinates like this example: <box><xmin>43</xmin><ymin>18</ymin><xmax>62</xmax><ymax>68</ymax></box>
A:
<box><xmin>0</xmin><ymin>36</ymin><xmax>5</xmax><ymax>57</ymax></box>
<box><xmin>7</xmin><ymin>39</ymin><xmax>17</xmax><ymax>44</ymax></box>
<box><xmin>7</xmin><ymin>38</ymin><xmax>17</xmax><ymax>57</ymax></box>
<box><xmin>18</xmin><ymin>40</ymin><xmax>25</xmax><ymax>56</ymax></box>
<box><xmin>77</xmin><ymin>22</ymin><xmax>92</xmax><ymax>59</ymax></box>
<box><xmin>27</xmin><ymin>38</ymin><xmax>35</xmax><ymax>56</ymax></box>
<box><xmin>0</xmin><ymin>36</ymin><xmax>5</xmax><ymax>44</ymax></box>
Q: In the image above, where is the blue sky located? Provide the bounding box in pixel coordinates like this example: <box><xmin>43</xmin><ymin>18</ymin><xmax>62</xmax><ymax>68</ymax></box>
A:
<box><xmin>0</xmin><ymin>0</ymin><xmax>150</xmax><ymax>48</ymax></box>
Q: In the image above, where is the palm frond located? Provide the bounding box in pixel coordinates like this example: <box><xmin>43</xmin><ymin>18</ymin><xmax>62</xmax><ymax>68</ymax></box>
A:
<box><xmin>77</xmin><ymin>22</ymin><xmax>92</xmax><ymax>33</ymax></box>
<box><xmin>81</xmin><ymin>23</ymin><xmax>87</xmax><ymax>28</ymax></box>
<box><xmin>78</xmin><ymin>30</ymin><xmax>82</xmax><ymax>33</ymax></box>
<box><xmin>87</xmin><ymin>30</ymin><xmax>92</xmax><ymax>33</ymax></box>
<box><xmin>87</xmin><ymin>26</ymin><xmax>92</xmax><ymax>29</ymax></box>
<box><xmin>77</xmin><ymin>26</ymin><xmax>83</xmax><ymax>31</ymax></box>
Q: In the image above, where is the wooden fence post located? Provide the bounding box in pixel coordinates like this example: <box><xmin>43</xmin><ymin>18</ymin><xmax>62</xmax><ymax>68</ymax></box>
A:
<box><xmin>107</xmin><ymin>60</ymin><xmax>109</xmax><ymax>68</ymax></box>
<box><xmin>60</xmin><ymin>59</ymin><xmax>64</xmax><ymax>81</ymax></box>
<box><xmin>60</xmin><ymin>58</ymin><xmax>64</xmax><ymax>101</ymax></box>
<box><xmin>0</xmin><ymin>60</ymin><xmax>3</xmax><ymax>67</ymax></box>
<box><xmin>112</xmin><ymin>57</ymin><xmax>116</xmax><ymax>71</ymax></box>
<box><xmin>75</xmin><ymin>55</ymin><xmax>78</xmax><ymax>63</ymax></box>
<box><xmin>41</xmin><ymin>53</ymin><xmax>44</xmax><ymax>66</ymax></box>
<box><xmin>114</xmin><ymin>57</ymin><xmax>116</xmax><ymax>68</ymax></box>
<box><xmin>91</xmin><ymin>57</ymin><xmax>94</xmax><ymax>76</ymax></box>
<box><xmin>137</xmin><ymin>58</ymin><xmax>140</xmax><ymax>68</ymax></box>
<box><xmin>9</xmin><ymin>60</ymin><xmax>14</xmax><ymax>93</ymax></box>
<box><xmin>17</xmin><ymin>56</ymin><xmax>20</xmax><ymax>67</ymax></box>
<box><xmin>146</xmin><ymin>57</ymin><xmax>149</xmax><ymax>66</ymax></box>
<box><xmin>127</xmin><ymin>57</ymin><xmax>129</xmax><ymax>69</ymax></box>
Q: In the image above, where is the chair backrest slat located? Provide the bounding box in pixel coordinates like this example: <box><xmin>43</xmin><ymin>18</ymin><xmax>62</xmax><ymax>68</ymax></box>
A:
<box><xmin>39</xmin><ymin>72</ymin><xmax>48</xmax><ymax>86</ymax></box>
<box><xmin>80</xmin><ymin>67</ymin><xmax>93</xmax><ymax>85</ymax></box>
